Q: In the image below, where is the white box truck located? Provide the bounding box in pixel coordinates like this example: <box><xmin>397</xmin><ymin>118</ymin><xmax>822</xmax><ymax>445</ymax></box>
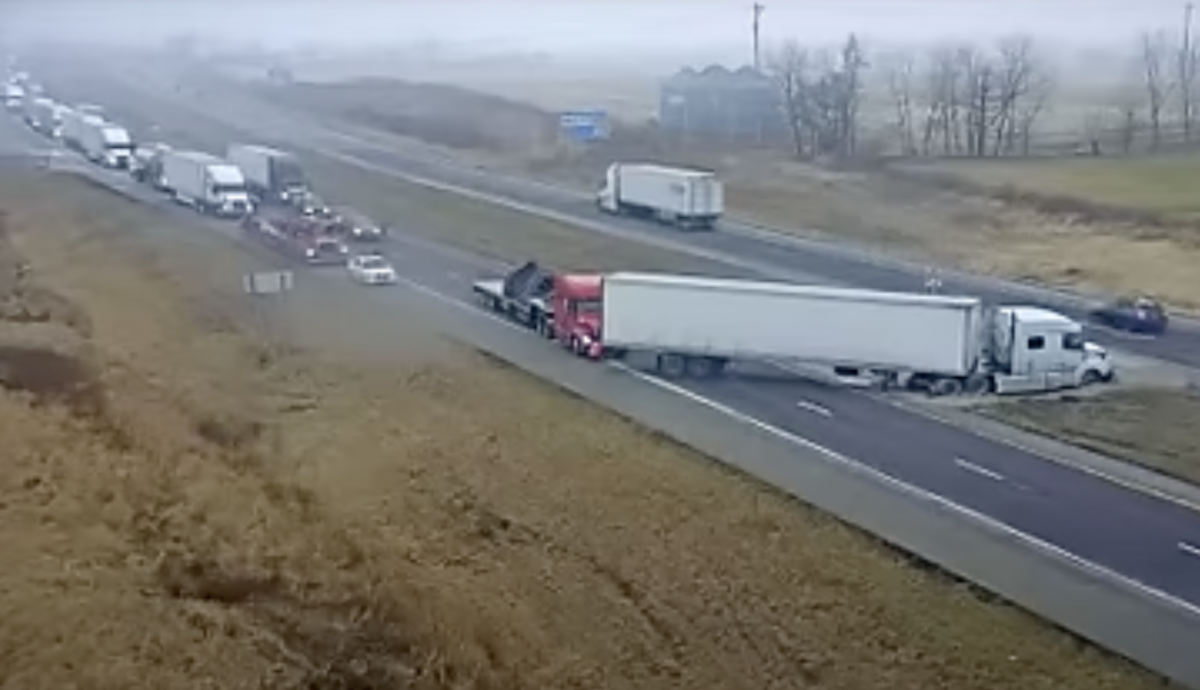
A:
<box><xmin>80</xmin><ymin>119</ymin><xmax>134</xmax><ymax>169</ymax></box>
<box><xmin>533</xmin><ymin>272</ymin><xmax>1113</xmax><ymax>396</ymax></box>
<box><xmin>226</xmin><ymin>144</ymin><xmax>309</xmax><ymax>204</ymax></box>
<box><xmin>161</xmin><ymin>150</ymin><xmax>253</xmax><ymax>217</ymax></box>
<box><xmin>596</xmin><ymin>163</ymin><xmax>723</xmax><ymax>230</ymax></box>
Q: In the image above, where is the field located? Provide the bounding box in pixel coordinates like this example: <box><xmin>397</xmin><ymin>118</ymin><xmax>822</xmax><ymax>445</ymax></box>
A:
<box><xmin>982</xmin><ymin>387</ymin><xmax>1200</xmax><ymax>486</ymax></box>
<box><xmin>917</xmin><ymin>154</ymin><xmax>1200</xmax><ymax>223</ymax></box>
<box><xmin>0</xmin><ymin>162</ymin><xmax>1171</xmax><ymax>686</ymax></box>
<box><xmin>244</xmin><ymin>74</ymin><xmax>1200</xmax><ymax>313</ymax></box>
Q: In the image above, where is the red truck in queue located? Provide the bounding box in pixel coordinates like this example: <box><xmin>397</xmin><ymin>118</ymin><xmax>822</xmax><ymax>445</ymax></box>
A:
<box><xmin>241</xmin><ymin>208</ymin><xmax>348</xmax><ymax>265</ymax></box>
<box><xmin>472</xmin><ymin>263</ymin><xmax>1115</xmax><ymax>396</ymax></box>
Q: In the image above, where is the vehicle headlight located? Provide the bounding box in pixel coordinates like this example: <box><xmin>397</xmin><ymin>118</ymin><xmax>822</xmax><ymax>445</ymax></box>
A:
<box><xmin>305</xmin><ymin>248</ymin><xmax>316</xmax><ymax>257</ymax></box>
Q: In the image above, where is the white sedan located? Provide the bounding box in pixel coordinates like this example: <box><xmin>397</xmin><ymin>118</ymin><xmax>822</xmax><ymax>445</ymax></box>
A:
<box><xmin>347</xmin><ymin>254</ymin><xmax>397</xmax><ymax>286</ymax></box>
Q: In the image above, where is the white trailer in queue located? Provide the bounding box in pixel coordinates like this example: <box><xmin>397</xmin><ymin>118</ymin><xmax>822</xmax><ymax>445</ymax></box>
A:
<box><xmin>60</xmin><ymin>110</ymin><xmax>104</xmax><ymax>152</ymax></box>
<box><xmin>478</xmin><ymin>267</ymin><xmax>1115</xmax><ymax>396</ymax></box>
<box><xmin>596</xmin><ymin>163</ymin><xmax>723</xmax><ymax>231</ymax></box>
<box><xmin>160</xmin><ymin>150</ymin><xmax>253</xmax><ymax>218</ymax></box>
<box><xmin>226</xmin><ymin>144</ymin><xmax>309</xmax><ymax>204</ymax></box>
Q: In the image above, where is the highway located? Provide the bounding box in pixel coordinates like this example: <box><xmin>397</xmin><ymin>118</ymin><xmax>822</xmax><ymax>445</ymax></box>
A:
<box><xmin>11</xmin><ymin>67</ymin><xmax>1200</xmax><ymax>685</ymax></box>
<box><xmin>108</xmin><ymin>62</ymin><xmax>1200</xmax><ymax>372</ymax></box>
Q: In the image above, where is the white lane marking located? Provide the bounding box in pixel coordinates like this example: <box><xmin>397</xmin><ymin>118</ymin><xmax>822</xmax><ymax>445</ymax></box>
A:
<box><xmin>381</xmin><ymin>269</ymin><xmax>1200</xmax><ymax>620</ymax></box>
<box><xmin>1180</xmin><ymin>542</ymin><xmax>1200</xmax><ymax>559</ymax></box>
<box><xmin>795</xmin><ymin>399</ymin><xmax>833</xmax><ymax>417</ymax></box>
<box><xmin>896</xmin><ymin>400</ymin><xmax>1200</xmax><ymax>515</ymax></box>
<box><xmin>955</xmin><ymin>458</ymin><xmax>1006</xmax><ymax>482</ymax></box>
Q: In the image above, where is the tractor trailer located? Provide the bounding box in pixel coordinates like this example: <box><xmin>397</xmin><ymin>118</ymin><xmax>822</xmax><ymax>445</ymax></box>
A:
<box><xmin>226</xmin><ymin>144</ymin><xmax>309</xmax><ymax>204</ymax></box>
<box><xmin>79</xmin><ymin>119</ymin><xmax>134</xmax><ymax>168</ymax></box>
<box><xmin>596</xmin><ymin>163</ymin><xmax>723</xmax><ymax>230</ymax></box>
<box><xmin>474</xmin><ymin>268</ymin><xmax>1113</xmax><ymax>396</ymax></box>
<box><xmin>161</xmin><ymin>150</ymin><xmax>253</xmax><ymax>218</ymax></box>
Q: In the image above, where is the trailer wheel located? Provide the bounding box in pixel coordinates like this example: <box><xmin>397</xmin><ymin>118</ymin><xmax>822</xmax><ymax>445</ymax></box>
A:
<box><xmin>964</xmin><ymin>374</ymin><xmax>990</xmax><ymax>395</ymax></box>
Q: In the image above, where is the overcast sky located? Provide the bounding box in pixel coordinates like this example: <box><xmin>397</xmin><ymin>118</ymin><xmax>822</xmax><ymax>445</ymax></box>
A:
<box><xmin>0</xmin><ymin>0</ymin><xmax>1188</xmax><ymax>54</ymax></box>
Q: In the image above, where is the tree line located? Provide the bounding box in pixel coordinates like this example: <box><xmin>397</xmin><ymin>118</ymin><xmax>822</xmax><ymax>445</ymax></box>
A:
<box><xmin>768</xmin><ymin>23</ymin><xmax>1200</xmax><ymax>161</ymax></box>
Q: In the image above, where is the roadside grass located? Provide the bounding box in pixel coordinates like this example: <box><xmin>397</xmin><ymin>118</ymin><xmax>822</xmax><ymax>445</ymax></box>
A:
<box><xmin>980</xmin><ymin>388</ymin><xmax>1200</xmax><ymax>487</ymax></box>
<box><xmin>920</xmin><ymin>154</ymin><xmax>1200</xmax><ymax>222</ymax></box>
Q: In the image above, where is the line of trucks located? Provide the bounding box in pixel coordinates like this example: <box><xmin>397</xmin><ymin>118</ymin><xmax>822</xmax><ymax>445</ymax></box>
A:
<box><xmin>474</xmin><ymin>264</ymin><xmax>1115</xmax><ymax>396</ymax></box>
<box><xmin>6</xmin><ymin>71</ymin><xmax>394</xmax><ymax>268</ymax></box>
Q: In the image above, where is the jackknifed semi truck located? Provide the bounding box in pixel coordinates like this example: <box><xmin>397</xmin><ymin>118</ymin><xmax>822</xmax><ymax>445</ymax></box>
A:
<box><xmin>596</xmin><ymin>163</ymin><xmax>723</xmax><ymax>230</ymax></box>
<box><xmin>473</xmin><ymin>266</ymin><xmax>1113</xmax><ymax>396</ymax></box>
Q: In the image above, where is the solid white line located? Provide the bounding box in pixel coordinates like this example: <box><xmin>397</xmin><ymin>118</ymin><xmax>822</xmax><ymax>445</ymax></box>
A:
<box><xmin>1180</xmin><ymin>542</ymin><xmax>1200</xmax><ymax>559</ymax></box>
<box><xmin>955</xmin><ymin>457</ymin><xmax>1007</xmax><ymax>482</ymax></box>
<box><xmin>795</xmin><ymin>399</ymin><xmax>833</xmax><ymax>417</ymax></box>
<box><xmin>382</xmin><ymin>270</ymin><xmax>1200</xmax><ymax>620</ymax></box>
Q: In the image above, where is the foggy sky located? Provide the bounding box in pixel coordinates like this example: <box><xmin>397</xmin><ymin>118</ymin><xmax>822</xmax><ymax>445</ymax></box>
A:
<box><xmin>0</xmin><ymin>0</ymin><xmax>1188</xmax><ymax>56</ymax></box>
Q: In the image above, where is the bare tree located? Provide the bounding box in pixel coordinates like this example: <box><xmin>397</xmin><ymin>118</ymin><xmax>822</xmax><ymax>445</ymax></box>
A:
<box><xmin>769</xmin><ymin>34</ymin><xmax>866</xmax><ymax>161</ymax></box>
<box><xmin>920</xmin><ymin>45</ymin><xmax>966</xmax><ymax>156</ymax></box>
<box><xmin>885</xmin><ymin>51</ymin><xmax>917</xmax><ymax>155</ymax></box>
<box><xmin>1181</xmin><ymin>2</ymin><xmax>1197</xmax><ymax>140</ymax></box>
<box><xmin>1141</xmin><ymin>30</ymin><xmax>1176</xmax><ymax>149</ymax></box>
<box><xmin>768</xmin><ymin>40</ymin><xmax>810</xmax><ymax>158</ymax></box>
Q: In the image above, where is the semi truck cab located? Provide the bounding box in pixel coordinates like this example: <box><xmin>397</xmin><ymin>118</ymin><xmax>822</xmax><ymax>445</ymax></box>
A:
<box><xmin>987</xmin><ymin>307</ymin><xmax>1112</xmax><ymax>394</ymax></box>
<box><xmin>553</xmin><ymin>273</ymin><xmax>606</xmax><ymax>358</ymax></box>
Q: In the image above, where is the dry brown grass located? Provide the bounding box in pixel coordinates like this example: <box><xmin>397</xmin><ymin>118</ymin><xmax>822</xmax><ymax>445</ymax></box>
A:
<box><xmin>0</xmin><ymin>168</ymin><xmax>1169</xmax><ymax>688</ymax></box>
<box><xmin>258</xmin><ymin>76</ymin><xmax>1200</xmax><ymax>312</ymax></box>
<box><xmin>981</xmin><ymin>387</ymin><xmax>1200</xmax><ymax>486</ymax></box>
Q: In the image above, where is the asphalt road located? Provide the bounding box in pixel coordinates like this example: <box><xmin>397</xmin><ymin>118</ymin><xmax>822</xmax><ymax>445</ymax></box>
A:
<box><xmin>106</xmin><ymin>64</ymin><xmax>1200</xmax><ymax>372</ymax></box>
<box><xmin>14</xmin><ymin>70</ymin><xmax>1200</xmax><ymax>685</ymax></box>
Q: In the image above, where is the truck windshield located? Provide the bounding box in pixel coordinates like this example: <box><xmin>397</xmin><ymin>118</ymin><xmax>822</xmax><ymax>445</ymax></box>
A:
<box><xmin>275</xmin><ymin>159</ymin><xmax>306</xmax><ymax>187</ymax></box>
<box><xmin>571</xmin><ymin>298</ymin><xmax>602</xmax><ymax>315</ymax></box>
<box><xmin>1062</xmin><ymin>332</ymin><xmax>1084</xmax><ymax>351</ymax></box>
<box><xmin>212</xmin><ymin>184</ymin><xmax>245</xmax><ymax>196</ymax></box>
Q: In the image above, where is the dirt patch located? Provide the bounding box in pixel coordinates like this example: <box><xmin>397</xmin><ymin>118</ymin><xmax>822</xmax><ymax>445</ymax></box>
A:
<box><xmin>980</xmin><ymin>387</ymin><xmax>1200</xmax><ymax>486</ymax></box>
<box><xmin>5</xmin><ymin>79</ymin><xmax>1173</xmax><ymax>688</ymax></box>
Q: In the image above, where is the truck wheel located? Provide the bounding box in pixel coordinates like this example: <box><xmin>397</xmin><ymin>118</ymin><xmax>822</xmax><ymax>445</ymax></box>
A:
<box><xmin>929</xmin><ymin>378</ymin><xmax>963</xmax><ymax>397</ymax></box>
<box><xmin>963</xmin><ymin>374</ymin><xmax>990</xmax><ymax>395</ymax></box>
<box><xmin>685</xmin><ymin>356</ymin><xmax>724</xmax><ymax>378</ymax></box>
<box><xmin>656</xmin><ymin>353</ymin><xmax>687</xmax><ymax>378</ymax></box>
<box><xmin>1081</xmin><ymin>370</ymin><xmax>1103</xmax><ymax>386</ymax></box>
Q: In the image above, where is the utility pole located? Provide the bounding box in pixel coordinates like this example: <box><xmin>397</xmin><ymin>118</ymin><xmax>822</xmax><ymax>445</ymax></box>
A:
<box><xmin>752</xmin><ymin>3</ymin><xmax>766</xmax><ymax>72</ymax></box>
<box><xmin>1184</xmin><ymin>1</ymin><xmax>1195</xmax><ymax>140</ymax></box>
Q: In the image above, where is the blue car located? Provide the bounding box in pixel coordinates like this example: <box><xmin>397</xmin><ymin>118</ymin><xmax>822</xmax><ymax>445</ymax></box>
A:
<box><xmin>1089</xmin><ymin>297</ymin><xmax>1169</xmax><ymax>335</ymax></box>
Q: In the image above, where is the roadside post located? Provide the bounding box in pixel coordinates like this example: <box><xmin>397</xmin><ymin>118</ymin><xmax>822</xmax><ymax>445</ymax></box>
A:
<box><xmin>241</xmin><ymin>269</ymin><xmax>294</xmax><ymax>362</ymax></box>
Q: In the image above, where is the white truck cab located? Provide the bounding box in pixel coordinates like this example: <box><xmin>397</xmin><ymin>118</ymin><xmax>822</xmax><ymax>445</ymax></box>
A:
<box><xmin>988</xmin><ymin>307</ymin><xmax>1112</xmax><ymax>394</ymax></box>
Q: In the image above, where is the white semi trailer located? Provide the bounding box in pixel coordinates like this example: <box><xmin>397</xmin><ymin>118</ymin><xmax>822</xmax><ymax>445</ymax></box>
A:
<box><xmin>60</xmin><ymin>110</ymin><xmax>103</xmax><ymax>152</ymax></box>
<box><xmin>596</xmin><ymin>163</ymin><xmax>723</xmax><ymax>231</ymax></box>
<box><xmin>226</xmin><ymin>144</ymin><xmax>309</xmax><ymax>204</ymax></box>
<box><xmin>479</xmin><ymin>269</ymin><xmax>1114</xmax><ymax>396</ymax></box>
<box><xmin>79</xmin><ymin>119</ymin><xmax>134</xmax><ymax>168</ymax></box>
<box><xmin>161</xmin><ymin>150</ymin><xmax>253</xmax><ymax>218</ymax></box>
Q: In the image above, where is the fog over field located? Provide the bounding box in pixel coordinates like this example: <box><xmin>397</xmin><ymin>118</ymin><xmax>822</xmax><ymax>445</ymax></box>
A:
<box><xmin>0</xmin><ymin>0</ymin><xmax>1187</xmax><ymax>60</ymax></box>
